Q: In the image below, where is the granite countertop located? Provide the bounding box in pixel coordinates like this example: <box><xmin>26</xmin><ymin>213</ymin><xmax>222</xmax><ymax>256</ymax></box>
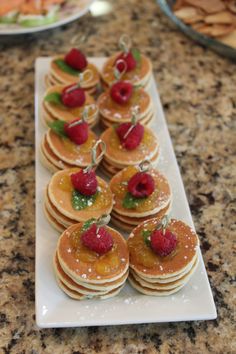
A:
<box><xmin>0</xmin><ymin>0</ymin><xmax>235</xmax><ymax>353</ymax></box>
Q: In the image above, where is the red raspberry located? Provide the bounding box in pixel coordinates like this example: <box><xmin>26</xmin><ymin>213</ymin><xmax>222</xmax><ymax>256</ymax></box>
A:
<box><xmin>61</xmin><ymin>85</ymin><xmax>86</xmax><ymax>108</ymax></box>
<box><xmin>116</xmin><ymin>122</ymin><xmax>144</xmax><ymax>150</ymax></box>
<box><xmin>64</xmin><ymin>119</ymin><xmax>88</xmax><ymax>145</ymax></box>
<box><xmin>116</xmin><ymin>51</ymin><xmax>136</xmax><ymax>72</ymax></box>
<box><xmin>128</xmin><ymin>172</ymin><xmax>155</xmax><ymax>198</ymax></box>
<box><xmin>150</xmin><ymin>229</ymin><xmax>177</xmax><ymax>257</ymax></box>
<box><xmin>65</xmin><ymin>48</ymin><xmax>88</xmax><ymax>71</ymax></box>
<box><xmin>71</xmin><ymin>169</ymin><xmax>98</xmax><ymax>196</ymax></box>
<box><xmin>81</xmin><ymin>224</ymin><xmax>114</xmax><ymax>255</ymax></box>
<box><xmin>110</xmin><ymin>81</ymin><xmax>133</xmax><ymax>105</ymax></box>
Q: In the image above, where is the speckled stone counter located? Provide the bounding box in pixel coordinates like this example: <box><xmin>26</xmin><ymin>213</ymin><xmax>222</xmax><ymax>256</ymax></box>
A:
<box><xmin>0</xmin><ymin>0</ymin><xmax>235</xmax><ymax>353</ymax></box>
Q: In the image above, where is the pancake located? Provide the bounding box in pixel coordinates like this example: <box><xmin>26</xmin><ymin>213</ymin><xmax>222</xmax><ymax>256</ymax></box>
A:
<box><xmin>45</xmin><ymin>128</ymin><xmax>99</xmax><ymax>168</ymax></box>
<box><xmin>128</xmin><ymin>218</ymin><xmax>200</xmax><ymax>279</ymax></box>
<box><xmin>44</xmin><ymin>204</ymin><xmax>65</xmax><ymax>233</ymax></box>
<box><xmin>101</xmin><ymin>52</ymin><xmax>152</xmax><ymax>87</ymax></box>
<box><xmin>100</xmin><ymin>110</ymin><xmax>155</xmax><ymax>129</ymax></box>
<box><xmin>97</xmin><ymin>88</ymin><xmax>152</xmax><ymax>122</ymax></box>
<box><xmin>48</xmin><ymin>168</ymin><xmax>113</xmax><ymax>222</ymax></box>
<box><xmin>101</xmin><ymin>126</ymin><xmax>159</xmax><ymax>168</ymax></box>
<box><xmin>43</xmin><ymin>85</ymin><xmax>98</xmax><ymax>124</ymax></box>
<box><xmin>50</xmin><ymin>55</ymin><xmax>100</xmax><ymax>89</ymax></box>
<box><xmin>110</xmin><ymin>166</ymin><xmax>171</xmax><ymax>218</ymax></box>
<box><xmin>54</xmin><ymin>252</ymin><xmax>128</xmax><ymax>295</ymax></box>
<box><xmin>57</xmin><ymin>223</ymin><xmax>129</xmax><ymax>284</ymax></box>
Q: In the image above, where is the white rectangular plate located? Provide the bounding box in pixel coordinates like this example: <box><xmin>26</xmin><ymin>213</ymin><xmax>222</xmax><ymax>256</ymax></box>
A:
<box><xmin>35</xmin><ymin>58</ymin><xmax>217</xmax><ymax>328</ymax></box>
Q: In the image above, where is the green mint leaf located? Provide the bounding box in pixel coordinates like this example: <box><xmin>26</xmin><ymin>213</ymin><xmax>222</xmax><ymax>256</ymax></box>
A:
<box><xmin>54</xmin><ymin>59</ymin><xmax>81</xmax><ymax>76</ymax></box>
<box><xmin>44</xmin><ymin>92</ymin><xmax>62</xmax><ymax>105</ymax></box>
<box><xmin>48</xmin><ymin>120</ymin><xmax>67</xmax><ymax>137</ymax></box>
<box><xmin>131</xmin><ymin>48</ymin><xmax>141</xmax><ymax>64</ymax></box>
<box><xmin>72</xmin><ymin>190</ymin><xmax>97</xmax><ymax>211</ymax></box>
<box><xmin>122</xmin><ymin>192</ymin><xmax>144</xmax><ymax>209</ymax></box>
<box><xmin>81</xmin><ymin>218</ymin><xmax>96</xmax><ymax>232</ymax></box>
<box><xmin>142</xmin><ymin>230</ymin><xmax>152</xmax><ymax>246</ymax></box>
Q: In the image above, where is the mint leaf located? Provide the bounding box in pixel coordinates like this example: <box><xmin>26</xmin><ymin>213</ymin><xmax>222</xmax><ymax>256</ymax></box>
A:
<box><xmin>142</xmin><ymin>230</ymin><xmax>152</xmax><ymax>246</ymax></box>
<box><xmin>72</xmin><ymin>190</ymin><xmax>97</xmax><ymax>211</ymax></box>
<box><xmin>54</xmin><ymin>59</ymin><xmax>81</xmax><ymax>76</ymax></box>
<box><xmin>44</xmin><ymin>92</ymin><xmax>62</xmax><ymax>105</ymax></box>
<box><xmin>122</xmin><ymin>192</ymin><xmax>144</xmax><ymax>209</ymax></box>
<box><xmin>48</xmin><ymin>120</ymin><xmax>67</xmax><ymax>137</ymax></box>
<box><xmin>131</xmin><ymin>48</ymin><xmax>141</xmax><ymax>64</ymax></box>
<box><xmin>81</xmin><ymin>218</ymin><xmax>96</xmax><ymax>232</ymax></box>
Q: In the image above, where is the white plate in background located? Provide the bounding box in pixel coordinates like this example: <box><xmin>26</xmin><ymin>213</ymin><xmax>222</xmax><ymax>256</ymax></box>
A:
<box><xmin>0</xmin><ymin>0</ymin><xmax>93</xmax><ymax>35</ymax></box>
<box><xmin>35</xmin><ymin>57</ymin><xmax>217</xmax><ymax>328</ymax></box>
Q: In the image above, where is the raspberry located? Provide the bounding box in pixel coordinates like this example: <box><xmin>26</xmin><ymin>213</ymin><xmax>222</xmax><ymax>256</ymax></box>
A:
<box><xmin>128</xmin><ymin>172</ymin><xmax>155</xmax><ymax>198</ymax></box>
<box><xmin>64</xmin><ymin>119</ymin><xmax>88</xmax><ymax>145</ymax></box>
<box><xmin>81</xmin><ymin>224</ymin><xmax>114</xmax><ymax>255</ymax></box>
<box><xmin>110</xmin><ymin>81</ymin><xmax>133</xmax><ymax>105</ymax></box>
<box><xmin>116</xmin><ymin>51</ymin><xmax>136</xmax><ymax>72</ymax></box>
<box><xmin>71</xmin><ymin>169</ymin><xmax>97</xmax><ymax>196</ymax></box>
<box><xmin>65</xmin><ymin>48</ymin><xmax>88</xmax><ymax>71</ymax></box>
<box><xmin>150</xmin><ymin>229</ymin><xmax>177</xmax><ymax>257</ymax></box>
<box><xmin>61</xmin><ymin>85</ymin><xmax>86</xmax><ymax>108</ymax></box>
<box><xmin>116</xmin><ymin>122</ymin><xmax>144</xmax><ymax>150</ymax></box>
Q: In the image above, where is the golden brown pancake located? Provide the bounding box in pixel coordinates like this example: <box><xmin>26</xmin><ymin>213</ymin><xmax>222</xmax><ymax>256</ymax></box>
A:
<box><xmin>45</xmin><ymin>128</ymin><xmax>99</xmax><ymax>168</ymax></box>
<box><xmin>48</xmin><ymin>168</ymin><xmax>113</xmax><ymax>222</ymax></box>
<box><xmin>100</xmin><ymin>109</ymin><xmax>154</xmax><ymax>129</ymax></box>
<box><xmin>101</xmin><ymin>126</ymin><xmax>159</xmax><ymax>168</ymax></box>
<box><xmin>50</xmin><ymin>56</ymin><xmax>100</xmax><ymax>89</ymax></box>
<box><xmin>128</xmin><ymin>218</ymin><xmax>199</xmax><ymax>279</ymax></box>
<box><xmin>43</xmin><ymin>85</ymin><xmax>98</xmax><ymax>123</ymax></box>
<box><xmin>97</xmin><ymin>87</ymin><xmax>152</xmax><ymax>122</ymax></box>
<box><xmin>101</xmin><ymin>52</ymin><xmax>152</xmax><ymax>87</ymax></box>
<box><xmin>57</xmin><ymin>223</ymin><xmax>129</xmax><ymax>284</ymax></box>
<box><xmin>110</xmin><ymin>166</ymin><xmax>171</xmax><ymax>218</ymax></box>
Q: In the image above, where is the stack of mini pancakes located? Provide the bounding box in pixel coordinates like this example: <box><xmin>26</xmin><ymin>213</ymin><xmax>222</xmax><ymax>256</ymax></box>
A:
<box><xmin>54</xmin><ymin>223</ymin><xmax>129</xmax><ymax>299</ymax></box>
<box><xmin>40</xmin><ymin>127</ymin><xmax>99</xmax><ymax>173</ymax></box>
<box><xmin>45</xmin><ymin>56</ymin><xmax>100</xmax><ymax>95</ymax></box>
<box><xmin>110</xmin><ymin>166</ymin><xmax>172</xmax><ymax>231</ymax></box>
<box><xmin>128</xmin><ymin>218</ymin><xmax>199</xmax><ymax>296</ymax></box>
<box><xmin>101</xmin><ymin>52</ymin><xmax>152</xmax><ymax>90</ymax></box>
<box><xmin>44</xmin><ymin>169</ymin><xmax>113</xmax><ymax>232</ymax></box>
<box><xmin>97</xmin><ymin>87</ymin><xmax>154</xmax><ymax>129</ymax></box>
<box><xmin>100</xmin><ymin>127</ymin><xmax>159</xmax><ymax>177</ymax></box>
<box><xmin>42</xmin><ymin>85</ymin><xmax>99</xmax><ymax>128</ymax></box>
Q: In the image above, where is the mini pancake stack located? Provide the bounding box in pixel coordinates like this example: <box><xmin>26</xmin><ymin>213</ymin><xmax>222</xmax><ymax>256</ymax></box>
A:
<box><xmin>44</xmin><ymin>168</ymin><xmax>113</xmax><ymax>232</ymax></box>
<box><xmin>101</xmin><ymin>52</ymin><xmax>152</xmax><ymax>90</ymax></box>
<box><xmin>110</xmin><ymin>165</ymin><xmax>172</xmax><ymax>231</ymax></box>
<box><xmin>100</xmin><ymin>125</ymin><xmax>159</xmax><ymax>177</ymax></box>
<box><xmin>40</xmin><ymin>126</ymin><xmax>99</xmax><ymax>173</ymax></box>
<box><xmin>46</xmin><ymin>55</ymin><xmax>100</xmax><ymax>95</ymax></box>
<box><xmin>97</xmin><ymin>86</ymin><xmax>154</xmax><ymax>129</ymax></box>
<box><xmin>42</xmin><ymin>85</ymin><xmax>98</xmax><ymax>128</ymax></box>
<box><xmin>54</xmin><ymin>223</ymin><xmax>129</xmax><ymax>300</ymax></box>
<box><xmin>127</xmin><ymin>218</ymin><xmax>199</xmax><ymax>296</ymax></box>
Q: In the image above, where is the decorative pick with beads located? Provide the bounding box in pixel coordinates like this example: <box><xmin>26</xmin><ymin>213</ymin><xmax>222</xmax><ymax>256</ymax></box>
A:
<box><xmin>71</xmin><ymin>140</ymin><xmax>106</xmax><ymax>196</ymax></box>
<box><xmin>116</xmin><ymin>106</ymin><xmax>144</xmax><ymax>150</ymax></box>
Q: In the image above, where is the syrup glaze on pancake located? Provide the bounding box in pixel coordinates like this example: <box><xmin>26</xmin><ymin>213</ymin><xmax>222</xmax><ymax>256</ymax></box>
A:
<box><xmin>50</xmin><ymin>56</ymin><xmax>100</xmax><ymax>87</ymax></box>
<box><xmin>101</xmin><ymin>52</ymin><xmax>152</xmax><ymax>87</ymax></box>
<box><xmin>46</xmin><ymin>129</ymin><xmax>98</xmax><ymax>167</ymax></box>
<box><xmin>48</xmin><ymin>168</ymin><xmax>113</xmax><ymax>222</ymax></box>
<box><xmin>97</xmin><ymin>88</ymin><xmax>152</xmax><ymax>122</ymax></box>
<box><xmin>57</xmin><ymin>223</ymin><xmax>129</xmax><ymax>283</ymax></box>
<box><xmin>128</xmin><ymin>218</ymin><xmax>199</xmax><ymax>278</ymax></box>
<box><xmin>101</xmin><ymin>126</ymin><xmax>159</xmax><ymax>166</ymax></box>
<box><xmin>44</xmin><ymin>85</ymin><xmax>98</xmax><ymax>123</ymax></box>
<box><xmin>110</xmin><ymin>166</ymin><xmax>171</xmax><ymax>217</ymax></box>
